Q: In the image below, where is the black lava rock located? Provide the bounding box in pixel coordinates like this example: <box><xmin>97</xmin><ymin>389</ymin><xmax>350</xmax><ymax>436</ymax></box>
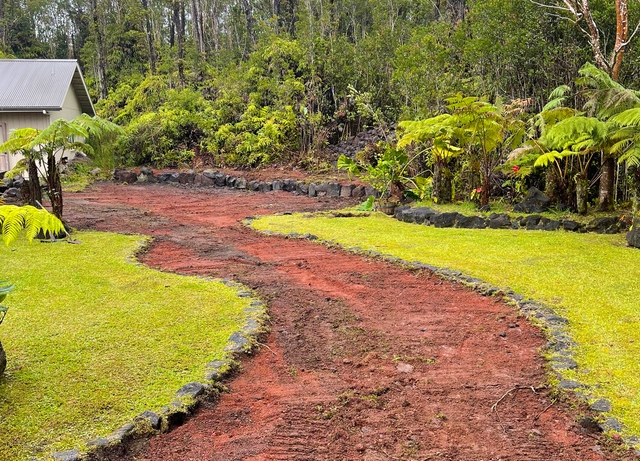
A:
<box><xmin>401</xmin><ymin>207</ymin><xmax>437</xmax><ymax>224</ymax></box>
<box><xmin>456</xmin><ymin>215</ymin><xmax>487</xmax><ymax>229</ymax></box>
<box><xmin>514</xmin><ymin>187</ymin><xmax>551</xmax><ymax>213</ymax></box>
<box><xmin>432</xmin><ymin>212</ymin><xmax>459</xmax><ymax>228</ymax></box>
<box><xmin>586</xmin><ymin>217</ymin><xmax>620</xmax><ymax>234</ymax></box>
<box><xmin>489</xmin><ymin>214</ymin><xmax>512</xmax><ymax>229</ymax></box>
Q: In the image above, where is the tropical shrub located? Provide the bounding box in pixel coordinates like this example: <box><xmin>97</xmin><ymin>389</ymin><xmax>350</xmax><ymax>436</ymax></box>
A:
<box><xmin>209</xmin><ymin>105</ymin><xmax>298</xmax><ymax>167</ymax></box>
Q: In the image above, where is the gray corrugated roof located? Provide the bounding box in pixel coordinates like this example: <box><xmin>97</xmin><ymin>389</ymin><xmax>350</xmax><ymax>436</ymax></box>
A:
<box><xmin>0</xmin><ymin>59</ymin><xmax>95</xmax><ymax>115</ymax></box>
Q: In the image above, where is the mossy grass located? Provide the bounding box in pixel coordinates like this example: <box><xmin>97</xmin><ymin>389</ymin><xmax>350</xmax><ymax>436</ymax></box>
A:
<box><xmin>0</xmin><ymin>231</ymin><xmax>251</xmax><ymax>460</ymax></box>
<box><xmin>253</xmin><ymin>211</ymin><xmax>640</xmax><ymax>437</ymax></box>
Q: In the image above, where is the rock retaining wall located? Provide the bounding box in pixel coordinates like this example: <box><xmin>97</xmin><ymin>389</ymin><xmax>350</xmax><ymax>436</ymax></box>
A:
<box><xmin>393</xmin><ymin>206</ymin><xmax>630</xmax><ymax>235</ymax></box>
<box><xmin>114</xmin><ymin>168</ymin><xmax>378</xmax><ymax>199</ymax></box>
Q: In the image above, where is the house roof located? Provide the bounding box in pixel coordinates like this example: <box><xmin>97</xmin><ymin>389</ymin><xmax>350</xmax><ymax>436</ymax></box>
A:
<box><xmin>0</xmin><ymin>59</ymin><xmax>95</xmax><ymax>115</ymax></box>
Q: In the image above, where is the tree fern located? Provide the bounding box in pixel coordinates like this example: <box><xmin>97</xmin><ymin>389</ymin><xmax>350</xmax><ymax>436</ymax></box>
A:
<box><xmin>542</xmin><ymin>85</ymin><xmax>572</xmax><ymax>112</ymax></box>
<box><xmin>0</xmin><ymin>205</ymin><xmax>66</xmax><ymax>246</ymax></box>
<box><xmin>577</xmin><ymin>63</ymin><xmax>640</xmax><ymax>120</ymax></box>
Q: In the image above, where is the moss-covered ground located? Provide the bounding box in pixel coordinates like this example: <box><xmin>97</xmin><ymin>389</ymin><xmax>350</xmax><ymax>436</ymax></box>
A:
<box><xmin>0</xmin><ymin>231</ymin><xmax>250</xmax><ymax>460</ymax></box>
<box><xmin>252</xmin><ymin>211</ymin><xmax>640</xmax><ymax>437</ymax></box>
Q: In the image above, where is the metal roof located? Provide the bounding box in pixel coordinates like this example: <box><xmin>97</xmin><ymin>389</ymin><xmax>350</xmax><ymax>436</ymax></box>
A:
<box><xmin>0</xmin><ymin>59</ymin><xmax>95</xmax><ymax>115</ymax></box>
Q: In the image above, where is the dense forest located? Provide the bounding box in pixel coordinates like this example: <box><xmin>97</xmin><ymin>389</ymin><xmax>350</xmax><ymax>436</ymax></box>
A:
<box><xmin>2</xmin><ymin>0</ymin><xmax>640</xmax><ymax>212</ymax></box>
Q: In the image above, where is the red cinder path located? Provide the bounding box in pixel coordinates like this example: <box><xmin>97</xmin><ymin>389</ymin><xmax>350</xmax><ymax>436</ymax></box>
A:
<box><xmin>64</xmin><ymin>182</ymin><xmax>632</xmax><ymax>461</ymax></box>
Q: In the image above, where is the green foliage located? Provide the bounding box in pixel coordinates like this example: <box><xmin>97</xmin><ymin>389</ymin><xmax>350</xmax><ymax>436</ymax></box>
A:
<box><xmin>356</xmin><ymin>196</ymin><xmax>375</xmax><ymax>211</ymax></box>
<box><xmin>76</xmin><ymin>114</ymin><xmax>126</xmax><ymax>171</ymax></box>
<box><xmin>0</xmin><ymin>205</ymin><xmax>67</xmax><ymax>246</ymax></box>
<box><xmin>209</xmin><ymin>105</ymin><xmax>298</xmax><ymax>167</ymax></box>
<box><xmin>338</xmin><ymin>143</ymin><xmax>414</xmax><ymax>197</ymax></box>
<box><xmin>398</xmin><ymin>114</ymin><xmax>464</xmax><ymax>162</ymax></box>
<box><xmin>404</xmin><ymin>176</ymin><xmax>433</xmax><ymax>201</ymax></box>
<box><xmin>577</xmin><ymin>63</ymin><xmax>640</xmax><ymax>120</ymax></box>
<box><xmin>118</xmin><ymin>87</ymin><xmax>213</xmax><ymax>167</ymax></box>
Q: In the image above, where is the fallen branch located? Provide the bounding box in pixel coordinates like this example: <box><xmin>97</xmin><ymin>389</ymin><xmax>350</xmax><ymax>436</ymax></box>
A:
<box><xmin>491</xmin><ymin>385</ymin><xmax>545</xmax><ymax>412</ymax></box>
<box><xmin>534</xmin><ymin>400</ymin><xmax>556</xmax><ymax>420</ymax></box>
<box><xmin>256</xmin><ymin>341</ymin><xmax>277</xmax><ymax>356</ymax></box>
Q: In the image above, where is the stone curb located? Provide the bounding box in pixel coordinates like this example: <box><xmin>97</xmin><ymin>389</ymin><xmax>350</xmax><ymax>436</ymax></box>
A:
<box><xmin>393</xmin><ymin>205</ymin><xmax>630</xmax><ymax>235</ymax></box>
<box><xmin>113</xmin><ymin>168</ymin><xmax>377</xmax><ymax>200</ymax></box>
<box><xmin>46</xmin><ymin>246</ymin><xmax>270</xmax><ymax>461</ymax></box>
<box><xmin>245</xmin><ymin>216</ymin><xmax>639</xmax><ymax>452</ymax></box>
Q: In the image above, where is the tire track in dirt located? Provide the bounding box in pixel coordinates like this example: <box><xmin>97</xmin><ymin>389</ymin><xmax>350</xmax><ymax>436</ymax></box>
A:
<box><xmin>64</xmin><ymin>183</ymin><xmax>633</xmax><ymax>461</ymax></box>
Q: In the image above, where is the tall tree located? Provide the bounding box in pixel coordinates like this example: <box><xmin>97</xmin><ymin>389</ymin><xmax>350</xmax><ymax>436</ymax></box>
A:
<box><xmin>141</xmin><ymin>0</ymin><xmax>157</xmax><ymax>73</ymax></box>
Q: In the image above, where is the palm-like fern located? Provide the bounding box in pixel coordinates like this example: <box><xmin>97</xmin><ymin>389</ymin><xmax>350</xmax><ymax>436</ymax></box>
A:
<box><xmin>0</xmin><ymin>205</ymin><xmax>66</xmax><ymax>246</ymax></box>
<box><xmin>610</xmin><ymin>108</ymin><xmax>640</xmax><ymax>167</ymax></box>
<box><xmin>577</xmin><ymin>63</ymin><xmax>640</xmax><ymax>120</ymax></box>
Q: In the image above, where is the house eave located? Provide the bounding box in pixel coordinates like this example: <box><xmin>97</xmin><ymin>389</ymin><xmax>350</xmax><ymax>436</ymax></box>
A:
<box><xmin>0</xmin><ymin>107</ymin><xmax>61</xmax><ymax>112</ymax></box>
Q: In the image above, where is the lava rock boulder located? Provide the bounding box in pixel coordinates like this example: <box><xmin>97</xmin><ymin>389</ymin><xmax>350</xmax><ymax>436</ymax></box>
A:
<box><xmin>514</xmin><ymin>187</ymin><xmax>550</xmax><ymax>213</ymax></box>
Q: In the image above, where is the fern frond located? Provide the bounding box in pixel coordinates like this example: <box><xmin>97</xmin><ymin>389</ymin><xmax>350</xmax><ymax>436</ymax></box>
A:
<box><xmin>543</xmin><ymin>85</ymin><xmax>572</xmax><ymax>111</ymax></box>
<box><xmin>1</xmin><ymin>206</ymin><xmax>27</xmax><ymax>246</ymax></box>
<box><xmin>507</xmin><ymin>141</ymin><xmax>544</xmax><ymax>162</ymax></box>
<box><xmin>0</xmin><ymin>205</ymin><xmax>65</xmax><ymax>246</ymax></box>
<box><xmin>619</xmin><ymin>145</ymin><xmax>640</xmax><ymax>167</ymax></box>
<box><xmin>4</xmin><ymin>158</ymin><xmax>28</xmax><ymax>179</ymax></box>
<box><xmin>534</xmin><ymin>150</ymin><xmax>564</xmax><ymax>168</ymax></box>
<box><xmin>577</xmin><ymin>63</ymin><xmax>640</xmax><ymax>119</ymax></box>
<box><xmin>611</xmin><ymin>108</ymin><xmax>640</xmax><ymax>127</ymax></box>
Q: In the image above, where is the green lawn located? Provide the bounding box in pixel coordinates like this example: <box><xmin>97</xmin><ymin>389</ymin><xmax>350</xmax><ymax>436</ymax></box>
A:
<box><xmin>0</xmin><ymin>232</ymin><xmax>251</xmax><ymax>460</ymax></box>
<box><xmin>253</xmin><ymin>211</ymin><xmax>640</xmax><ymax>438</ymax></box>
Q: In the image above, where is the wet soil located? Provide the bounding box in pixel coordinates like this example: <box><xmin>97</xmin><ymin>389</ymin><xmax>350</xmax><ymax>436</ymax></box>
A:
<box><xmin>64</xmin><ymin>182</ymin><xmax>634</xmax><ymax>461</ymax></box>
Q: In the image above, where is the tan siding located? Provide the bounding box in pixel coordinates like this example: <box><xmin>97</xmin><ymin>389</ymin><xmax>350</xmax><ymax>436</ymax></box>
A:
<box><xmin>50</xmin><ymin>86</ymin><xmax>82</xmax><ymax>122</ymax></box>
<box><xmin>0</xmin><ymin>112</ymin><xmax>50</xmax><ymax>170</ymax></box>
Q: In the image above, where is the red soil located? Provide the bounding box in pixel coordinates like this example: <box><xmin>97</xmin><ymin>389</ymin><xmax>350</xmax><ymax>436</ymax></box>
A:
<box><xmin>64</xmin><ymin>182</ymin><xmax>635</xmax><ymax>461</ymax></box>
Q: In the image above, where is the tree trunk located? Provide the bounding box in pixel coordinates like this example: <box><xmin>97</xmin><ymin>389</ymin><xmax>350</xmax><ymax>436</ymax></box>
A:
<box><xmin>273</xmin><ymin>0</ymin><xmax>280</xmax><ymax>32</ymax></box>
<box><xmin>447</xmin><ymin>0</ymin><xmax>466</xmax><ymax>23</ymax></box>
<box><xmin>611</xmin><ymin>0</ymin><xmax>629</xmax><ymax>82</ymax></box>
<box><xmin>598</xmin><ymin>155</ymin><xmax>615</xmax><ymax>211</ymax></box>
<box><xmin>576</xmin><ymin>177</ymin><xmax>589</xmax><ymax>215</ymax></box>
<box><xmin>241</xmin><ymin>0</ymin><xmax>255</xmax><ymax>50</ymax></box>
<box><xmin>91</xmin><ymin>0</ymin><xmax>108</xmax><ymax>100</ymax></box>
<box><xmin>480</xmin><ymin>172</ymin><xmax>489</xmax><ymax>208</ymax></box>
<box><xmin>173</xmin><ymin>0</ymin><xmax>185</xmax><ymax>87</ymax></box>
<box><xmin>141</xmin><ymin>0</ymin><xmax>157</xmax><ymax>73</ymax></box>
<box><xmin>433</xmin><ymin>160</ymin><xmax>452</xmax><ymax>203</ymax></box>
<box><xmin>212</xmin><ymin>0</ymin><xmax>220</xmax><ymax>51</ymax></box>
<box><xmin>46</xmin><ymin>154</ymin><xmax>63</xmax><ymax>219</ymax></box>
<box><xmin>27</xmin><ymin>159</ymin><xmax>42</xmax><ymax>207</ymax></box>
<box><xmin>191</xmin><ymin>0</ymin><xmax>205</xmax><ymax>53</ymax></box>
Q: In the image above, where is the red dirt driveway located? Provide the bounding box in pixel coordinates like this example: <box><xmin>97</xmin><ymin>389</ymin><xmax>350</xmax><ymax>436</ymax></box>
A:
<box><xmin>64</xmin><ymin>182</ymin><xmax>634</xmax><ymax>461</ymax></box>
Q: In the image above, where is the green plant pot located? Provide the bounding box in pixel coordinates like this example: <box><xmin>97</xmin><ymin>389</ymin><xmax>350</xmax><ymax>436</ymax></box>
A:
<box><xmin>0</xmin><ymin>340</ymin><xmax>6</xmax><ymax>375</ymax></box>
<box><xmin>375</xmin><ymin>199</ymin><xmax>399</xmax><ymax>215</ymax></box>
